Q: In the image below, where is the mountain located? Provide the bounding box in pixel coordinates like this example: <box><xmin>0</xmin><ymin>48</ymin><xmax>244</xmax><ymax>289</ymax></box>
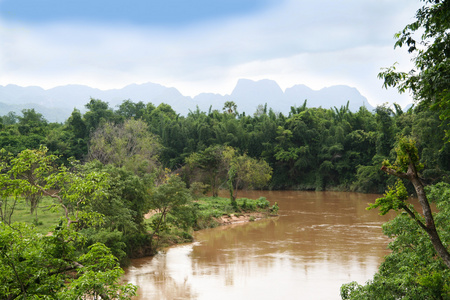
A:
<box><xmin>0</xmin><ymin>79</ymin><xmax>375</xmax><ymax>122</ymax></box>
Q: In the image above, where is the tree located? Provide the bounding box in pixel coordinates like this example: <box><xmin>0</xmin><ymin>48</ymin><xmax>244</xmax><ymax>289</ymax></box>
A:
<box><xmin>372</xmin><ymin>137</ymin><xmax>450</xmax><ymax>268</ymax></box>
<box><xmin>378</xmin><ymin>0</ymin><xmax>450</xmax><ymax>141</ymax></box>
<box><xmin>341</xmin><ymin>183</ymin><xmax>450</xmax><ymax>299</ymax></box>
<box><xmin>86</xmin><ymin>162</ymin><xmax>152</xmax><ymax>234</ymax></box>
<box><xmin>0</xmin><ymin>222</ymin><xmax>137</xmax><ymax>299</ymax></box>
<box><xmin>148</xmin><ymin>174</ymin><xmax>192</xmax><ymax>250</ymax></box>
<box><xmin>88</xmin><ymin>119</ymin><xmax>161</xmax><ymax>175</ymax></box>
<box><xmin>17</xmin><ymin>108</ymin><xmax>48</xmax><ymax>136</ymax></box>
<box><xmin>185</xmin><ymin>145</ymin><xmax>228</xmax><ymax>197</ymax></box>
<box><xmin>0</xmin><ymin>146</ymin><xmax>109</xmax><ymax>228</ymax></box>
<box><xmin>225</xmin><ymin>148</ymin><xmax>272</xmax><ymax>206</ymax></box>
<box><xmin>375</xmin><ymin>105</ymin><xmax>395</xmax><ymax>157</ymax></box>
<box><xmin>84</xmin><ymin>98</ymin><xmax>117</xmax><ymax>133</ymax></box>
<box><xmin>0</xmin><ymin>196</ymin><xmax>18</xmax><ymax>225</ymax></box>
<box><xmin>0</xmin><ymin>148</ymin><xmax>43</xmax><ymax>221</ymax></box>
<box><xmin>223</xmin><ymin>101</ymin><xmax>237</xmax><ymax>115</ymax></box>
<box><xmin>2</xmin><ymin>111</ymin><xmax>17</xmax><ymax>125</ymax></box>
<box><xmin>63</xmin><ymin>108</ymin><xmax>89</xmax><ymax>160</ymax></box>
<box><xmin>79</xmin><ymin>162</ymin><xmax>155</xmax><ymax>262</ymax></box>
<box><xmin>116</xmin><ymin>99</ymin><xmax>146</xmax><ymax>120</ymax></box>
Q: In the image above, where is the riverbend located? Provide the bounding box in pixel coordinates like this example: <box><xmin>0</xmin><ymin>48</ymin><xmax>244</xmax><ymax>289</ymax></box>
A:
<box><xmin>123</xmin><ymin>190</ymin><xmax>394</xmax><ymax>300</ymax></box>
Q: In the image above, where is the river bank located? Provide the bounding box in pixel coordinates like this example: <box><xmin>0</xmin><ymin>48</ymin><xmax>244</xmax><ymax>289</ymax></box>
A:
<box><xmin>140</xmin><ymin>195</ymin><xmax>277</xmax><ymax>256</ymax></box>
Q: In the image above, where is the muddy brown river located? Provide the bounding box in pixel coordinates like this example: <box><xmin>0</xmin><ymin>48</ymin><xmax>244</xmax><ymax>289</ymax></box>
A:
<box><xmin>123</xmin><ymin>190</ymin><xmax>394</xmax><ymax>299</ymax></box>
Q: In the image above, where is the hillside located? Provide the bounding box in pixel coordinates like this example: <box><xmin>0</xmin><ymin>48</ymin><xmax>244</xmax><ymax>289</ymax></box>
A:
<box><xmin>0</xmin><ymin>79</ymin><xmax>375</xmax><ymax>122</ymax></box>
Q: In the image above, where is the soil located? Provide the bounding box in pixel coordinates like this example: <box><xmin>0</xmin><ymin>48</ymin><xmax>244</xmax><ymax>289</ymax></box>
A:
<box><xmin>213</xmin><ymin>212</ymin><xmax>268</xmax><ymax>225</ymax></box>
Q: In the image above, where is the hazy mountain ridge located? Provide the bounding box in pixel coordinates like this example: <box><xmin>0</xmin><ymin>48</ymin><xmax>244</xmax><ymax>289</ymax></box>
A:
<box><xmin>0</xmin><ymin>79</ymin><xmax>375</xmax><ymax>122</ymax></box>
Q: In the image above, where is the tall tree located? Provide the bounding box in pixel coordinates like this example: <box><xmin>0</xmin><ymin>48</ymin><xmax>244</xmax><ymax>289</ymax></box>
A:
<box><xmin>17</xmin><ymin>109</ymin><xmax>48</xmax><ymax>136</ymax></box>
<box><xmin>185</xmin><ymin>145</ymin><xmax>228</xmax><ymax>197</ymax></box>
<box><xmin>378</xmin><ymin>0</ymin><xmax>450</xmax><ymax>141</ymax></box>
<box><xmin>372</xmin><ymin>137</ymin><xmax>450</xmax><ymax>268</ymax></box>
<box><xmin>223</xmin><ymin>101</ymin><xmax>237</xmax><ymax>115</ymax></box>
<box><xmin>225</xmin><ymin>148</ymin><xmax>272</xmax><ymax>205</ymax></box>
<box><xmin>148</xmin><ymin>175</ymin><xmax>191</xmax><ymax>250</ymax></box>
<box><xmin>88</xmin><ymin>119</ymin><xmax>161</xmax><ymax>175</ymax></box>
<box><xmin>0</xmin><ymin>146</ymin><xmax>109</xmax><ymax>228</ymax></box>
<box><xmin>116</xmin><ymin>99</ymin><xmax>146</xmax><ymax>120</ymax></box>
<box><xmin>84</xmin><ymin>98</ymin><xmax>116</xmax><ymax>133</ymax></box>
<box><xmin>341</xmin><ymin>182</ymin><xmax>450</xmax><ymax>299</ymax></box>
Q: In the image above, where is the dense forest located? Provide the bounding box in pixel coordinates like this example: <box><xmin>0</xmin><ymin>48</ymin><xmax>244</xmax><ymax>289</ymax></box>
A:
<box><xmin>1</xmin><ymin>98</ymin><xmax>448</xmax><ymax>193</ymax></box>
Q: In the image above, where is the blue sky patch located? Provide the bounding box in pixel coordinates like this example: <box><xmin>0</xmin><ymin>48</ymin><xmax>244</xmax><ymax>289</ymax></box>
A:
<box><xmin>0</xmin><ymin>0</ymin><xmax>274</xmax><ymax>26</ymax></box>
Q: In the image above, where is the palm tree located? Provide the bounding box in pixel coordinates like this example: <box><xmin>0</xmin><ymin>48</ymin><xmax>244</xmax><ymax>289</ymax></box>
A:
<box><xmin>223</xmin><ymin>101</ymin><xmax>237</xmax><ymax>114</ymax></box>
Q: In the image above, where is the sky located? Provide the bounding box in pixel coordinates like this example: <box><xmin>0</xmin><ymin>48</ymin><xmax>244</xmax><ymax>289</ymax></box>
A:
<box><xmin>0</xmin><ymin>0</ymin><xmax>422</xmax><ymax>108</ymax></box>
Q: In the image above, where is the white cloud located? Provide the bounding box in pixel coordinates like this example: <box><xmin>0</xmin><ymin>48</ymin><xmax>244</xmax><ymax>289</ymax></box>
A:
<box><xmin>0</xmin><ymin>0</ymin><xmax>421</xmax><ymax>107</ymax></box>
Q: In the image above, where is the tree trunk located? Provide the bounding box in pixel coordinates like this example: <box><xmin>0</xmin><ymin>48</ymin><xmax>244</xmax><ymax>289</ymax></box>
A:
<box><xmin>410</xmin><ymin>173</ymin><xmax>450</xmax><ymax>268</ymax></box>
<box><xmin>382</xmin><ymin>163</ymin><xmax>450</xmax><ymax>268</ymax></box>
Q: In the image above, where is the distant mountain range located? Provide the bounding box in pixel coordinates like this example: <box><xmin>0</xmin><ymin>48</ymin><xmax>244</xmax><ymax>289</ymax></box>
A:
<box><xmin>0</xmin><ymin>79</ymin><xmax>376</xmax><ymax>123</ymax></box>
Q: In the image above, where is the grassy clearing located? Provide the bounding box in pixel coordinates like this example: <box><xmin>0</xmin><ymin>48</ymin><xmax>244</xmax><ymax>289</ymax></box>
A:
<box><xmin>6</xmin><ymin>196</ymin><xmax>64</xmax><ymax>235</ymax></box>
<box><xmin>8</xmin><ymin>195</ymin><xmax>274</xmax><ymax>246</ymax></box>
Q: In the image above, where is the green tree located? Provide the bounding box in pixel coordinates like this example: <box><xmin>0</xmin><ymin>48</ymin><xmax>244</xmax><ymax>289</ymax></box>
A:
<box><xmin>84</xmin><ymin>98</ymin><xmax>117</xmax><ymax>133</ymax></box>
<box><xmin>185</xmin><ymin>145</ymin><xmax>228</xmax><ymax>197</ymax></box>
<box><xmin>2</xmin><ymin>111</ymin><xmax>17</xmax><ymax>125</ymax></box>
<box><xmin>116</xmin><ymin>99</ymin><xmax>146</xmax><ymax>120</ymax></box>
<box><xmin>0</xmin><ymin>146</ymin><xmax>109</xmax><ymax>228</ymax></box>
<box><xmin>63</xmin><ymin>108</ymin><xmax>89</xmax><ymax>160</ymax></box>
<box><xmin>148</xmin><ymin>174</ymin><xmax>192</xmax><ymax>250</ymax></box>
<box><xmin>0</xmin><ymin>222</ymin><xmax>137</xmax><ymax>299</ymax></box>
<box><xmin>375</xmin><ymin>137</ymin><xmax>450</xmax><ymax>268</ymax></box>
<box><xmin>88</xmin><ymin>119</ymin><xmax>161</xmax><ymax>175</ymax></box>
<box><xmin>375</xmin><ymin>105</ymin><xmax>395</xmax><ymax>157</ymax></box>
<box><xmin>17</xmin><ymin>108</ymin><xmax>48</xmax><ymax>136</ymax></box>
<box><xmin>0</xmin><ymin>195</ymin><xmax>18</xmax><ymax>225</ymax></box>
<box><xmin>378</xmin><ymin>0</ymin><xmax>450</xmax><ymax>141</ymax></box>
<box><xmin>225</xmin><ymin>148</ymin><xmax>272</xmax><ymax>205</ymax></box>
<box><xmin>341</xmin><ymin>183</ymin><xmax>450</xmax><ymax>299</ymax></box>
<box><xmin>80</xmin><ymin>162</ymin><xmax>154</xmax><ymax>262</ymax></box>
<box><xmin>223</xmin><ymin>101</ymin><xmax>237</xmax><ymax>115</ymax></box>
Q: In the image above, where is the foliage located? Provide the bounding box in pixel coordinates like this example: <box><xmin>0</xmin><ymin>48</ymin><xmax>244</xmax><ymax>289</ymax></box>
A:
<box><xmin>84</xmin><ymin>98</ymin><xmax>118</xmax><ymax>133</ymax></box>
<box><xmin>0</xmin><ymin>221</ymin><xmax>137</xmax><ymax>299</ymax></box>
<box><xmin>0</xmin><ymin>146</ymin><xmax>109</xmax><ymax>228</ymax></box>
<box><xmin>79</xmin><ymin>162</ymin><xmax>155</xmax><ymax>263</ymax></box>
<box><xmin>341</xmin><ymin>183</ymin><xmax>450</xmax><ymax>299</ymax></box>
<box><xmin>378</xmin><ymin>137</ymin><xmax>450</xmax><ymax>268</ymax></box>
<box><xmin>378</xmin><ymin>0</ymin><xmax>450</xmax><ymax>142</ymax></box>
<box><xmin>367</xmin><ymin>179</ymin><xmax>410</xmax><ymax>215</ymax></box>
<box><xmin>223</xmin><ymin>101</ymin><xmax>238</xmax><ymax>115</ymax></box>
<box><xmin>185</xmin><ymin>145</ymin><xmax>228</xmax><ymax>197</ymax></box>
<box><xmin>148</xmin><ymin>174</ymin><xmax>192</xmax><ymax>250</ymax></box>
<box><xmin>0</xmin><ymin>196</ymin><xmax>19</xmax><ymax>225</ymax></box>
<box><xmin>1</xmin><ymin>95</ymin><xmax>448</xmax><ymax>193</ymax></box>
<box><xmin>227</xmin><ymin>151</ymin><xmax>273</xmax><ymax>203</ymax></box>
<box><xmin>88</xmin><ymin>118</ymin><xmax>161</xmax><ymax>175</ymax></box>
<box><xmin>189</xmin><ymin>181</ymin><xmax>209</xmax><ymax>199</ymax></box>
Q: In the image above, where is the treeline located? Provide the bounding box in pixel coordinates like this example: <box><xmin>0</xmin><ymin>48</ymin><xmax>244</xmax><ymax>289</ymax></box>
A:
<box><xmin>1</xmin><ymin>99</ymin><xmax>449</xmax><ymax>193</ymax></box>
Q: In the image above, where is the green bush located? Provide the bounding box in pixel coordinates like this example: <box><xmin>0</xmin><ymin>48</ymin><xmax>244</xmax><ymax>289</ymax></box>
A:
<box><xmin>256</xmin><ymin>197</ymin><xmax>270</xmax><ymax>208</ymax></box>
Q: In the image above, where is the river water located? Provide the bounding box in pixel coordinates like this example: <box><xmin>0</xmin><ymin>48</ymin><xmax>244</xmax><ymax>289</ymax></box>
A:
<box><xmin>123</xmin><ymin>190</ymin><xmax>394</xmax><ymax>300</ymax></box>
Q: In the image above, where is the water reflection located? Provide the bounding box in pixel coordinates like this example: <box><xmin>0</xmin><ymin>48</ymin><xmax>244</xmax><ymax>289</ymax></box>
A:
<box><xmin>123</xmin><ymin>191</ymin><xmax>393</xmax><ymax>300</ymax></box>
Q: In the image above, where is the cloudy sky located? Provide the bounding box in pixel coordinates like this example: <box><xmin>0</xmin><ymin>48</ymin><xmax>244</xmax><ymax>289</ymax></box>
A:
<box><xmin>0</xmin><ymin>0</ymin><xmax>421</xmax><ymax>107</ymax></box>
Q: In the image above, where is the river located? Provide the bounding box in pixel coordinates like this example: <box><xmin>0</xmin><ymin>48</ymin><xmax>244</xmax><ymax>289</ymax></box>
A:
<box><xmin>123</xmin><ymin>190</ymin><xmax>394</xmax><ymax>300</ymax></box>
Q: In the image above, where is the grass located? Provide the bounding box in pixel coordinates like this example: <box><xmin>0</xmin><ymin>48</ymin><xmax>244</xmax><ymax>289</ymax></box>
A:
<box><xmin>8</xmin><ymin>195</ymin><xmax>272</xmax><ymax>237</ymax></box>
<box><xmin>143</xmin><ymin>195</ymin><xmax>272</xmax><ymax>250</ymax></box>
<box><xmin>6</xmin><ymin>196</ymin><xmax>64</xmax><ymax>234</ymax></box>
<box><xmin>144</xmin><ymin>195</ymin><xmax>271</xmax><ymax>230</ymax></box>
